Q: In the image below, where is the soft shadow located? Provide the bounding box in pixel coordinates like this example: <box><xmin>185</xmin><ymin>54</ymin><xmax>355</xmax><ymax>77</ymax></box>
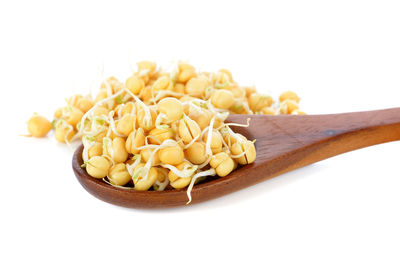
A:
<box><xmin>112</xmin><ymin>163</ymin><xmax>328</xmax><ymax>214</ymax></box>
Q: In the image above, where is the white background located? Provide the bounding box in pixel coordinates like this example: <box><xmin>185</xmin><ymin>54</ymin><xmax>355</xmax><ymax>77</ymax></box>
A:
<box><xmin>1</xmin><ymin>1</ymin><xmax>400</xmax><ymax>266</ymax></box>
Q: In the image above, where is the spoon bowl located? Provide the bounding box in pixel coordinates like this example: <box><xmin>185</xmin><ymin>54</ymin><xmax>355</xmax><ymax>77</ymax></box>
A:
<box><xmin>73</xmin><ymin>108</ymin><xmax>400</xmax><ymax>208</ymax></box>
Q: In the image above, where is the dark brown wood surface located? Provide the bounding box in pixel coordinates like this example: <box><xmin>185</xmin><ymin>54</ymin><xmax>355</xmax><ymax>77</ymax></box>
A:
<box><xmin>72</xmin><ymin>108</ymin><xmax>400</xmax><ymax>208</ymax></box>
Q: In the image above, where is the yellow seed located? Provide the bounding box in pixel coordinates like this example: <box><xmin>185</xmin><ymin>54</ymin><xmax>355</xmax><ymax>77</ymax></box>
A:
<box><xmin>100</xmin><ymin>77</ymin><xmax>123</xmax><ymax>94</ymax></box>
<box><xmin>218</xmin><ymin>69</ymin><xmax>233</xmax><ymax>82</ymax></box>
<box><xmin>27</xmin><ymin>115</ymin><xmax>52</xmax><ymax>138</ymax></box>
<box><xmin>111</xmin><ymin>137</ymin><xmax>129</xmax><ymax>163</ymax></box>
<box><xmin>214</xmin><ymin>71</ymin><xmax>230</xmax><ymax>86</ymax></box>
<box><xmin>178</xmin><ymin>63</ymin><xmax>195</xmax><ymax>72</ymax></box>
<box><xmin>185</xmin><ymin>142</ymin><xmax>207</xmax><ymax>165</ymax></box>
<box><xmin>211</xmin><ymin>89</ymin><xmax>235</xmax><ymax>109</ymax></box>
<box><xmin>227</xmin><ymin>85</ymin><xmax>245</xmax><ymax>99</ymax></box>
<box><xmin>126</xmin><ymin>75</ymin><xmax>145</xmax><ymax>95</ymax></box>
<box><xmin>54</xmin><ymin>122</ymin><xmax>75</xmax><ymax>143</ymax></box>
<box><xmin>280</xmin><ymin>99</ymin><xmax>299</xmax><ymax>114</ymax></box>
<box><xmin>86</xmin><ymin>156</ymin><xmax>110</xmax><ymax>179</ymax></box>
<box><xmin>140</xmin><ymin>148</ymin><xmax>160</xmax><ymax>165</ymax></box>
<box><xmin>188</xmin><ymin>109</ymin><xmax>212</xmax><ymax>130</ymax></box>
<box><xmin>178</xmin><ymin>117</ymin><xmax>201</xmax><ymax>144</ymax></box>
<box><xmin>141</xmin><ymin>85</ymin><xmax>153</xmax><ymax>103</ymax></box>
<box><xmin>261</xmin><ymin>107</ymin><xmax>276</xmax><ymax>115</ymax></box>
<box><xmin>178</xmin><ymin>68</ymin><xmax>197</xmax><ymax>83</ymax></box>
<box><xmin>137</xmin><ymin>108</ymin><xmax>157</xmax><ymax>132</ymax></box>
<box><xmin>132</xmin><ymin>163</ymin><xmax>158</xmax><ymax>191</ymax></box>
<box><xmin>248</xmin><ymin>93</ymin><xmax>274</xmax><ymax>112</ymax></box>
<box><xmin>231</xmin><ymin>101</ymin><xmax>247</xmax><ymax>114</ymax></box>
<box><xmin>152</xmin><ymin>76</ymin><xmax>173</xmax><ymax>91</ymax></box>
<box><xmin>221</xmin><ymin>132</ymin><xmax>246</xmax><ymax>147</ymax></box>
<box><xmin>93</xmin><ymin>130</ymin><xmax>107</xmax><ymax>143</ymax></box>
<box><xmin>230</xmin><ymin>140</ymin><xmax>256</xmax><ymax>165</ymax></box>
<box><xmin>159</xmin><ymin>144</ymin><xmax>184</xmax><ymax>165</ymax></box>
<box><xmin>116</xmin><ymin>114</ymin><xmax>135</xmax><ymax>136</ymax></box>
<box><xmin>157</xmin><ymin>97</ymin><xmax>183</xmax><ymax>123</ymax></box>
<box><xmin>173</xmin><ymin>83</ymin><xmax>185</xmax><ymax>94</ymax></box>
<box><xmin>148</xmin><ymin>128</ymin><xmax>174</xmax><ymax>145</ymax></box>
<box><xmin>168</xmin><ymin>162</ymin><xmax>192</xmax><ymax>189</ymax></box>
<box><xmin>244</xmin><ymin>86</ymin><xmax>257</xmax><ymax>97</ymax></box>
<box><xmin>154</xmin><ymin>167</ymin><xmax>168</xmax><ymax>183</ymax></box>
<box><xmin>279</xmin><ymin>91</ymin><xmax>300</xmax><ymax>103</ymax></box>
<box><xmin>95</xmin><ymin>90</ymin><xmax>108</xmax><ymax>103</ymax></box>
<box><xmin>202</xmin><ymin>130</ymin><xmax>223</xmax><ymax>154</ymax></box>
<box><xmin>137</xmin><ymin>61</ymin><xmax>157</xmax><ymax>75</ymax></box>
<box><xmin>108</xmin><ymin>163</ymin><xmax>131</xmax><ymax>186</ymax></box>
<box><xmin>54</xmin><ymin>108</ymin><xmax>63</xmax><ymax>119</ymax></box>
<box><xmin>88</xmin><ymin>143</ymin><xmax>103</xmax><ymax>159</ymax></box>
<box><xmin>65</xmin><ymin>107</ymin><xmax>84</xmax><ymax>127</ymax></box>
<box><xmin>76</xmin><ymin>98</ymin><xmax>94</xmax><ymax>113</ymax></box>
<box><xmin>185</xmin><ymin>77</ymin><xmax>209</xmax><ymax>98</ymax></box>
<box><xmin>125</xmin><ymin>128</ymin><xmax>145</xmax><ymax>154</ymax></box>
<box><xmin>114</xmin><ymin>102</ymin><xmax>135</xmax><ymax>117</ymax></box>
<box><xmin>179</xmin><ymin>95</ymin><xmax>196</xmax><ymax>103</ymax></box>
<box><xmin>210</xmin><ymin>152</ymin><xmax>235</xmax><ymax>177</ymax></box>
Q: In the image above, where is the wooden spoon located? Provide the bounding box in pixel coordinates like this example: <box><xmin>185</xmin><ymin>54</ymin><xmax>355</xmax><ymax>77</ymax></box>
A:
<box><xmin>72</xmin><ymin>108</ymin><xmax>400</xmax><ymax>209</ymax></box>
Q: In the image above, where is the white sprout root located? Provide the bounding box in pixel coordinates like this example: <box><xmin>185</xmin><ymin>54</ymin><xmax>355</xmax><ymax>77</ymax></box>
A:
<box><xmin>186</xmin><ymin>168</ymin><xmax>216</xmax><ymax>204</ymax></box>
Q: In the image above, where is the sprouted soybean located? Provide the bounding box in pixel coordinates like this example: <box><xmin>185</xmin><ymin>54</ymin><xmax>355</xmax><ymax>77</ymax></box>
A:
<box><xmin>27</xmin><ymin>61</ymin><xmax>306</xmax><ymax>204</ymax></box>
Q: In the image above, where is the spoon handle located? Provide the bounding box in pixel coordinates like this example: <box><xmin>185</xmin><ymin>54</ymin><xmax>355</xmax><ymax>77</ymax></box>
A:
<box><xmin>230</xmin><ymin>107</ymin><xmax>400</xmax><ymax>179</ymax></box>
<box><xmin>294</xmin><ymin>107</ymin><xmax>400</xmax><ymax>168</ymax></box>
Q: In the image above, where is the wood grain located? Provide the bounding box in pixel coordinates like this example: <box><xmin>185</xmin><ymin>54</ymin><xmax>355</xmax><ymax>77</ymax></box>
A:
<box><xmin>72</xmin><ymin>108</ymin><xmax>400</xmax><ymax>208</ymax></box>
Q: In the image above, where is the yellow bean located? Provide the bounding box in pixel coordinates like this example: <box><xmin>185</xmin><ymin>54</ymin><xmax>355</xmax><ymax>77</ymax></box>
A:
<box><xmin>148</xmin><ymin>128</ymin><xmax>174</xmax><ymax>145</ymax></box>
<box><xmin>111</xmin><ymin>137</ymin><xmax>129</xmax><ymax>163</ymax></box>
<box><xmin>65</xmin><ymin>107</ymin><xmax>84</xmax><ymax>127</ymax></box>
<box><xmin>27</xmin><ymin>114</ymin><xmax>52</xmax><ymax>138</ymax></box>
<box><xmin>279</xmin><ymin>91</ymin><xmax>300</xmax><ymax>103</ymax></box>
<box><xmin>210</xmin><ymin>152</ymin><xmax>235</xmax><ymax>177</ymax></box>
<box><xmin>185</xmin><ymin>77</ymin><xmax>209</xmax><ymax>98</ymax></box>
<box><xmin>137</xmin><ymin>108</ymin><xmax>157</xmax><ymax>132</ymax></box>
<box><xmin>158</xmin><ymin>97</ymin><xmax>183</xmax><ymax>123</ymax></box>
<box><xmin>152</xmin><ymin>76</ymin><xmax>173</xmax><ymax>91</ymax></box>
<box><xmin>140</xmin><ymin>148</ymin><xmax>160</xmax><ymax>165</ymax></box>
<box><xmin>173</xmin><ymin>83</ymin><xmax>185</xmax><ymax>94</ymax></box>
<box><xmin>54</xmin><ymin>121</ymin><xmax>75</xmax><ymax>143</ymax></box>
<box><xmin>261</xmin><ymin>107</ymin><xmax>276</xmax><ymax>115</ymax></box>
<box><xmin>126</xmin><ymin>75</ymin><xmax>145</xmax><ymax>95</ymax></box>
<box><xmin>168</xmin><ymin>162</ymin><xmax>193</xmax><ymax>189</ymax></box>
<box><xmin>125</xmin><ymin>128</ymin><xmax>145</xmax><ymax>154</ymax></box>
<box><xmin>116</xmin><ymin>114</ymin><xmax>135</xmax><ymax>136</ymax></box>
<box><xmin>184</xmin><ymin>142</ymin><xmax>207</xmax><ymax>165</ymax></box>
<box><xmin>178</xmin><ymin>117</ymin><xmax>201</xmax><ymax>144</ymax></box>
<box><xmin>132</xmin><ymin>163</ymin><xmax>158</xmax><ymax>191</ymax></box>
<box><xmin>188</xmin><ymin>109</ymin><xmax>212</xmax><ymax>130</ymax></box>
<box><xmin>54</xmin><ymin>108</ymin><xmax>63</xmax><ymax>119</ymax></box>
<box><xmin>178</xmin><ymin>64</ymin><xmax>197</xmax><ymax>83</ymax></box>
<box><xmin>108</xmin><ymin>163</ymin><xmax>131</xmax><ymax>186</ymax></box>
<box><xmin>86</xmin><ymin>156</ymin><xmax>110</xmax><ymax>179</ymax></box>
<box><xmin>202</xmin><ymin>130</ymin><xmax>223</xmax><ymax>154</ymax></box>
<box><xmin>230</xmin><ymin>140</ymin><xmax>256</xmax><ymax>165</ymax></box>
<box><xmin>76</xmin><ymin>98</ymin><xmax>94</xmax><ymax>113</ymax></box>
<box><xmin>159</xmin><ymin>144</ymin><xmax>184</xmax><ymax>165</ymax></box>
<box><xmin>248</xmin><ymin>93</ymin><xmax>274</xmax><ymax>112</ymax></box>
<box><xmin>280</xmin><ymin>99</ymin><xmax>299</xmax><ymax>114</ymax></box>
<box><xmin>88</xmin><ymin>142</ymin><xmax>103</xmax><ymax>159</ymax></box>
<box><xmin>211</xmin><ymin>89</ymin><xmax>235</xmax><ymax>109</ymax></box>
